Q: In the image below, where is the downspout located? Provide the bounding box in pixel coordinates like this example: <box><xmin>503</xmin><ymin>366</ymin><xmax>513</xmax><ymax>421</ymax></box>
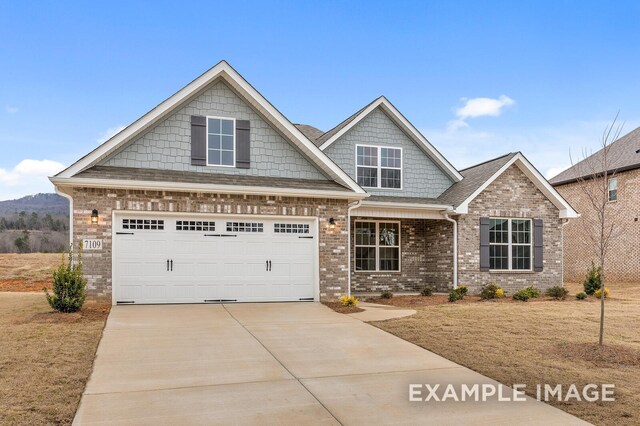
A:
<box><xmin>346</xmin><ymin>200</ymin><xmax>362</xmax><ymax>296</ymax></box>
<box><xmin>442</xmin><ymin>210</ymin><xmax>458</xmax><ymax>289</ymax></box>
<box><xmin>54</xmin><ymin>185</ymin><xmax>73</xmax><ymax>247</ymax></box>
<box><xmin>561</xmin><ymin>218</ymin><xmax>571</xmax><ymax>286</ymax></box>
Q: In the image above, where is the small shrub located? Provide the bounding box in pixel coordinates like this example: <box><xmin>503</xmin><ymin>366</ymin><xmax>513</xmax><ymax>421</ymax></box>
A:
<box><xmin>456</xmin><ymin>285</ymin><xmax>468</xmax><ymax>295</ymax></box>
<box><xmin>545</xmin><ymin>286</ymin><xmax>569</xmax><ymax>300</ymax></box>
<box><xmin>583</xmin><ymin>262</ymin><xmax>602</xmax><ymax>295</ymax></box>
<box><xmin>420</xmin><ymin>286</ymin><xmax>434</xmax><ymax>297</ymax></box>
<box><xmin>594</xmin><ymin>288</ymin><xmax>610</xmax><ymax>299</ymax></box>
<box><xmin>575</xmin><ymin>292</ymin><xmax>587</xmax><ymax>300</ymax></box>
<box><xmin>448</xmin><ymin>290</ymin><xmax>463</xmax><ymax>302</ymax></box>
<box><xmin>45</xmin><ymin>244</ymin><xmax>87</xmax><ymax>313</ymax></box>
<box><xmin>380</xmin><ymin>291</ymin><xmax>393</xmax><ymax>299</ymax></box>
<box><xmin>523</xmin><ymin>286</ymin><xmax>541</xmax><ymax>298</ymax></box>
<box><xmin>495</xmin><ymin>288</ymin><xmax>505</xmax><ymax>298</ymax></box>
<box><xmin>480</xmin><ymin>283</ymin><xmax>502</xmax><ymax>300</ymax></box>
<box><xmin>340</xmin><ymin>294</ymin><xmax>358</xmax><ymax>307</ymax></box>
<box><xmin>513</xmin><ymin>289</ymin><xmax>530</xmax><ymax>302</ymax></box>
<box><xmin>448</xmin><ymin>287</ymin><xmax>467</xmax><ymax>302</ymax></box>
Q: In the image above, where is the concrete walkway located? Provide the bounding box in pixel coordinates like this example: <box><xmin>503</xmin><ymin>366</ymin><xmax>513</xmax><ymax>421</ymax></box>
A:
<box><xmin>74</xmin><ymin>303</ymin><xmax>587</xmax><ymax>425</ymax></box>
<box><xmin>348</xmin><ymin>301</ymin><xmax>416</xmax><ymax>321</ymax></box>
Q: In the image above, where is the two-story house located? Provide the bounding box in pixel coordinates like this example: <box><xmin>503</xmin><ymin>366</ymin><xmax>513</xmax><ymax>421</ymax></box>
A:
<box><xmin>51</xmin><ymin>61</ymin><xmax>577</xmax><ymax>305</ymax></box>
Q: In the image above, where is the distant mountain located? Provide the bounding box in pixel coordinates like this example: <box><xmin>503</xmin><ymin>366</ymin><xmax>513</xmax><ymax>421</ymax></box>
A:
<box><xmin>0</xmin><ymin>193</ymin><xmax>69</xmax><ymax>216</ymax></box>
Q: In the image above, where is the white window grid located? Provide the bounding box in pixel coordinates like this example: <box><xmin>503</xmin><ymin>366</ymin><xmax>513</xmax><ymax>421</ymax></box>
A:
<box><xmin>489</xmin><ymin>218</ymin><xmax>532</xmax><ymax>271</ymax></box>
<box><xmin>274</xmin><ymin>223</ymin><xmax>310</xmax><ymax>234</ymax></box>
<box><xmin>355</xmin><ymin>145</ymin><xmax>402</xmax><ymax>189</ymax></box>
<box><xmin>206</xmin><ymin>116</ymin><xmax>236</xmax><ymax>167</ymax></box>
<box><xmin>176</xmin><ymin>221</ymin><xmax>215</xmax><ymax>231</ymax></box>
<box><xmin>226</xmin><ymin>222</ymin><xmax>264</xmax><ymax>233</ymax></box>
<box><xmin>354</xmin><ymin>220</ymin><xmax>401</xmax><ymax>272</ymax></box>
<box><xmin>122</xmin><ymin>219</ymin><xmax>164</xmax><ymax>230</ymax></box>
<box><xmin>608</xmin><ymin>178</ymin><xmax>618</xmax><ymax>202</ymax></box>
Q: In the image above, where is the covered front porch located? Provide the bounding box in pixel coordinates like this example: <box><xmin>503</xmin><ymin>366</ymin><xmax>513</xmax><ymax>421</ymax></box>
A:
<box><xmin>349</xmin><ymin>197</ymin><xmax>457</xmax><ymax>295</ymax></box>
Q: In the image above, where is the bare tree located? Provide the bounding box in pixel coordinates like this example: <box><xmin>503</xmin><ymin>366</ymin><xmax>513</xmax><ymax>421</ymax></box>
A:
<box><xmin>570</xmin><ymin>115</ymin><xmax>626</xmax><ymax>345</ymax></box>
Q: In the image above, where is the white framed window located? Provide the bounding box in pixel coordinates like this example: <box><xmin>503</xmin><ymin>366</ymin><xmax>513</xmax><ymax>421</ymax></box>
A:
<box><xmin>207</xmin><ymin>117</ymin><xmax>235</xmax><ymax>167</ymax></box>
<box><xmin>608</xmin><ymin>178</ymin><xmax>618</xmax><ymax>202</ymax></box>
<box><xmin>354</xmin><ymin>221</ymin><xmax>401</xmax><ymax>272</ymax></box>
<box><xmin>489</xmin><ymin>218</ymin><xmax>532</xmax><ymax>271</ymax></box>
<box><xmin>355</xmin><ymin>145</ymin><xmax>402</xmax><ymax>189</ymax></box>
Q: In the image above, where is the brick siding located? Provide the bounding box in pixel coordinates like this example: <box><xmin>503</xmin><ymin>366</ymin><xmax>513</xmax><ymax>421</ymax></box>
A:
<box><xmin>457</xmin><ymin>164</ymin><xmax>563</xmax><ymax>294</ymax></box>
<box><xmin>351</xmin><ymin>217</ymin><xmax>454</xmax><ymax>293</ymax></box>
<box><xmin>555</xmin><ymin>168</ymin><xmax>640</xmax><ymax>283</ymax></box>
<box><xmin>71</xmin><ymin>187</ymin><xmax>349</xmax><ymax>304</ymax></box>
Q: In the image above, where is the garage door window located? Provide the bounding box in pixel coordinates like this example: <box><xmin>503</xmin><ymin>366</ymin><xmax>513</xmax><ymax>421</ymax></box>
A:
<box><xmin>122</xmin><ymin>219</ymin><xmax>164</xmax><ymax>230</ymax></box>
<box><xmin>176</xmin><ymin>221</ymin><xmax>215</xmax><ymax>231</ymax></box>
<box><xmin>226</xmin><ymin>222</ymin><xmax>264</xmax><ymax>233</ymax></box>
<box><xmin>274</xmin><ymin>223</ymin><xmax>310</xmax><ymax>234</ymax></box>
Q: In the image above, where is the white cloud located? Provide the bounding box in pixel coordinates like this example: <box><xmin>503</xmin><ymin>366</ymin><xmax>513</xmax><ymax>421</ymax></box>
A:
<box><xmin>0</xmin><ymin>159</ymin><xmax>65</xmax><ymax>201</ymax></box>
<box><xmin>447</xmin><ymin>95</ymin><xmax>515</xmax><ymax>131</ymax></box>
<box><xmin>5</xmin><ymin>106</ymin><xmax>19</xmax><ymax>114</ymax></box>
<box><xmin>97</xmin><ymin>125</ymin><xmax>126</xmax><ymax>144</ymax></box>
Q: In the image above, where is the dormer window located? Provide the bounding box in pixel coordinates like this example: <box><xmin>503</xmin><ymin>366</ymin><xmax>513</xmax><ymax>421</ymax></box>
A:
<box><xmin>356</xmin><ymin>145</ymin><xmax>402</xmax><ymax>189</ymax></box>
<box><xmin>207</xmin><ymin>117</ymin><xmax>235</xmax><ymax>166</ymax></box>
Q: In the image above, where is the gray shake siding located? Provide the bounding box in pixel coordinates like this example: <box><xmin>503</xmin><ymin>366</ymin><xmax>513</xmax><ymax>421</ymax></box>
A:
<box><xmin>323</xmin><ymin>107</ymin><xmax>454</xmax><ymax>198</ymax></box>
<box><xmin>101</xmin><ymin>81</ymin><xmax>328</xmax><ymax>180</ymax></box>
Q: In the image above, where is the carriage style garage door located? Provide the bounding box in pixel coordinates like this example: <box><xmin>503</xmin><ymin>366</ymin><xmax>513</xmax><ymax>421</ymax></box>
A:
<box><xmin>112</xmin><ymin>214</ymin><xmax>317</xmax><ymax>304</ymax></box>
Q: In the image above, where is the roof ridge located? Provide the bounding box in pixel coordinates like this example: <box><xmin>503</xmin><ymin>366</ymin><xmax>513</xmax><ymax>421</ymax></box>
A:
<box><xmin>458</xmin><ymin>152</ymin><xmax>517</xmax><ymax>172</ymax></box>
<box><xmin>315</xmin><ymin>96</ymin><xmax>383</xmax><ymax>145</ymax></box>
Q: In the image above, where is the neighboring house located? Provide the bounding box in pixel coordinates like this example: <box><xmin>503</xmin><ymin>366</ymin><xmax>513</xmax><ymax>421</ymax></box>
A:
<box><xmin>549</xmin><ymin>127</ymin><xmax>640</xmax><ymax>283</ymax></box>
<box><xmin>50</xmin><ymin>61</ymin><xmax>577</xmax><ymax>305</ymax></box>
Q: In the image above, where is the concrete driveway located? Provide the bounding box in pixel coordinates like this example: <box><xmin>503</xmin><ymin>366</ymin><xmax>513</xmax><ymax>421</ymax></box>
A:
<box><xmin>75</xmin><ymin>303</ymin><xmax>586</xmax><ymax>425</ymax></box>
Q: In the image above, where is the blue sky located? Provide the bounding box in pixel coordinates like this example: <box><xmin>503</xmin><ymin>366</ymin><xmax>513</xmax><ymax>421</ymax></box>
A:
<box><xmin>1</xmin><ymin>1</ymin><xmax>639</xmax><ymax>200</ymax></box>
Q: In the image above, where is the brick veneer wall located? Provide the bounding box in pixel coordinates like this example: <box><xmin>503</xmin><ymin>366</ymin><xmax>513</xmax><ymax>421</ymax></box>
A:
<box><xmin>555</xmin><ymin>168</ymin><xmax>640</xmax><ymax>283</ymax></box>
<box><xmin>71</xmin><ymin>187</ymin><xmax>350</xmax><ymax>304</ymax></box>
<box><xmin>350</xmin><ymin>217</ymin><xmax>454</xmax><ymax>293</ymax></box>
<box><xmin>457</xmin><ymin>164</ymin><xmax>563</xmax><ymax>294</ymax></box>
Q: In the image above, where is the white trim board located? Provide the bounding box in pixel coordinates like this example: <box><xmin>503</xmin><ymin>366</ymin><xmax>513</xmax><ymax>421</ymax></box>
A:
<box><xmin>453</xmin><ymin>152</ymin><xmax>579</xmax><ymax>219</ymax></box>
<box><xmin>319</xmin><ymin>97</ymin><xmax>463</xmax><ymax>183</ymax></box>
<box><xmin>54</xmin><ymin>61</ymin><xmax>365</xmax><ymax>195</ymax></box>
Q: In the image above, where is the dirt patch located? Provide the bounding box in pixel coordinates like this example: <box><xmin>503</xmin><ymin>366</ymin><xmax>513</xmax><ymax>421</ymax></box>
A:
<box><xmin>365</xmin><ymin>294</ymin><xmax>479</xmax><ymax>307</ymax></box>
<box><xmin>552</xmin><ymin>342</ymin><xmax>640</xmax><ymax>367</ymax></box>
<box><xmin>21</xmin><ymin>305</ymin><xmax>111</xmax><ymax>325</ymax></box>
<box><xmin>322</xmin><ymin>301</ymin><xmax>364</xmax><ymax>314</ymax></box>
<box><xmin>0</xmin><ymin>253</ymin><xmax>60</xmax><ymax>292</ymax></box>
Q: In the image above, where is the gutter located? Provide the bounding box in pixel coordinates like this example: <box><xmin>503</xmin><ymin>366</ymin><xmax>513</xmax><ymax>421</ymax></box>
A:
<box><xmin>54</xmin><ymin>186</ymin><xmax>73</xmax><ymax>247</ymax></box>
<box><xmin>442</xmin><ymin>210</ymin><xmax>458</xmax><ymax>289</ymax></box>
<box><xmin>346</xmin><ymin>199</ymin><xmax>362</xmax><ymax>296</ymax></box>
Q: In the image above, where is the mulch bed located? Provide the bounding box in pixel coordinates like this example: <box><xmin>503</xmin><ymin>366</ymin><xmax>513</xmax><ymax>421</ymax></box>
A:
<box><xmin>552</xmin><ymin>342</ymin><xmax>640</xmax><ymax>367</ymax></box>
<box><xmin>322</xmin><ymin>302</ymin><xmax>364</xmax><ymax>314</ymax></box>
<box><xmin>17</xmin><ymin>305</ymin><xmax>111</xmax><ymax>325</ymax></box>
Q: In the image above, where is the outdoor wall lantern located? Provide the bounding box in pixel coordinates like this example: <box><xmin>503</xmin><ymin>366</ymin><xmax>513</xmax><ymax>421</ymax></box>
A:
<box><xmin>91</xmin><ymin>209</ymin><xmax>99</xmax><ymax>224</ymax></box>
<box><xmin>329</xmin><ymin>217</ymin><xmax>336</xmax><ymax>230</ymax></box>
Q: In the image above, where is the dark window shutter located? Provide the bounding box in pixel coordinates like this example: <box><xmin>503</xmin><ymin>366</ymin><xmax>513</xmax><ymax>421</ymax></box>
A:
<box><xmin>236</xmin><ymin>119</ymin><xmax>250</xmax><ymax>169</ymax></box>
<box><xmin>533</xmin><ymin>219</ymin><xmax>543</xmax><ymax>272</ymax></box>
<box><xmin>191</xmin><ymin>115</ymin><xmax>207</xmax><ymax>166</ymax></box>
<box><xmin>479</xmin><ymin>217</ymin><xmax>490</xmax><ymax>272</ymax></box>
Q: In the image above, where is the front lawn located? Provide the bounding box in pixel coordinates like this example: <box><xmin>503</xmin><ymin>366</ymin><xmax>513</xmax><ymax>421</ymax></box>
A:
<box><xmin>0</xmin><ymin>293</ymin><xmax>108</xmax><ymax>425</ymax></box>
<box><xmin>371</xmin><ymin>282</ymin><xmax>640</xmax><ymax>425</ymax></box>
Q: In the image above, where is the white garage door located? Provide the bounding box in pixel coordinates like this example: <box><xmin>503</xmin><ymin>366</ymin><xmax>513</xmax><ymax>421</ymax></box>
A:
<box><xmin>113</xmin><ymin>214</ymin><xmax>317</xmax><ymax>304</ymax></box>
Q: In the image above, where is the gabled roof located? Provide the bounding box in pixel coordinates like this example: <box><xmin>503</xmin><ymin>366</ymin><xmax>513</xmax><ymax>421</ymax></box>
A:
<box><xmin>294</xmin><ymin>124</ymin><xmax>324</xmax><ymax>142</ymax></box>
<box><xmin>549</xmin><ymin>126</ymin><xmax>640</xmax><ymax>186</ymax></box>
<box><xmin>50</xmin><ymin>166</ymin><xmax>355</xmax><ymax>199</ymax></box>
<box><xmin>316</xmin><ymin>97</ymin><xmax>464</xmax><ymax>182</ymax></box>
<box><xmin>440</xmin><ymin>152</ymin><xmax>578</xmax><ymax>218</ymax></box>
<box><xmin>54</xmin><ymin>61</ymin><xmax>366</xmax><ymax>195</ymax></box>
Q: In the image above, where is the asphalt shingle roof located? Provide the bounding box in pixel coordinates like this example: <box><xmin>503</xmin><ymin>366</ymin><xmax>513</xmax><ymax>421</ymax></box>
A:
<box><xmin>75</xmin><ymin>166</ymin><xmax>351</xmax><ymax>192</ymax></box>
<box><xmin>549</xmin><ymin>126</ymin><xmax>640</xmax><ymax>186</ymax></box>
<box><xmin>294</xmin><ymin>124</ymin><xmax>324</xmax><ymax>142</ymax></box>
<box><xmin>436</xmin><ymin>153</ymin><xmax>518</xmax><ymax>207</ymax></box>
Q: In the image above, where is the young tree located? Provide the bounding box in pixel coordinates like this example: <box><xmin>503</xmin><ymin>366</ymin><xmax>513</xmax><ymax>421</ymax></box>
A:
<box><xmin>571</xmin><ymin>116</ymin><xmax>626</xmax><ymax>345</ymax></box>
<box><xmin>14</xmin><ymin>230</ymin><xmax>31</xmax><ymax>253</ymax></box>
